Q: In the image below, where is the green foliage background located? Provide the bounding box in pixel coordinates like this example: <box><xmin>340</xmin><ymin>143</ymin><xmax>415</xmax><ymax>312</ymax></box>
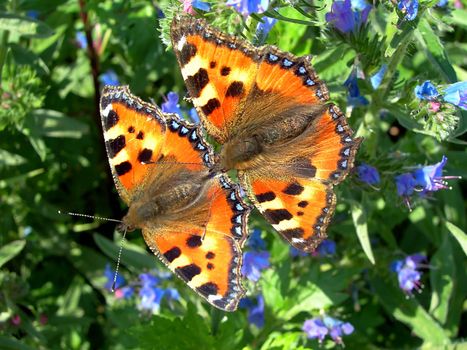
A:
<box><xmin>1</xmin><ymin>0</ymin><xmax>466</xmax><ymax>349</ymax></box>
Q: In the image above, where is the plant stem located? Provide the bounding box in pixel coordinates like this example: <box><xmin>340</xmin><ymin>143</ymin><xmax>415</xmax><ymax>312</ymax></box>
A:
<box><xmin>78</xmin><ymin>0</ymin><xmax>101</xmax><ymax>124</ymax></box>
<box><xmin>0</xmin><ymin>30</ymin><xmax>10</xmax><ymax>85</ymax></box>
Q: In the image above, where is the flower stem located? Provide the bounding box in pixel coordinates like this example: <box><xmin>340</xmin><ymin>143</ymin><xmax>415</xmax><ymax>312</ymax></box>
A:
<box><xmin>0</xmin><ymin>30</ymin><xmax>10</xmax><ymax>85</ymax></box>
<box><xmin>78</xmin><ymin>0</ymin><xmax>101</xmax><ymax>124</ymax></box>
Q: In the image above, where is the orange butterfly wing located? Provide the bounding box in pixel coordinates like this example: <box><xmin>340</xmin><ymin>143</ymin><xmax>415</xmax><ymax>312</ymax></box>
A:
<box><xmin>143</xmin><ymin>174</ymin><xmax>250</xmax><ymax>311</ymax></box>
<box><xmin>171</xmin><ymin>16</ymin><xmax>361</xmax><ymax>252</ymax></box>
<box><xmin>100</xmin><ymin>86</ymin><xmax>251</xmax><ymax>311</ymax></box>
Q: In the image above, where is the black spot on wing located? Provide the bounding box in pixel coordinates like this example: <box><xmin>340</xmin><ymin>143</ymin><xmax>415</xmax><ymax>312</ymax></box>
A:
<box><xmin>206</xmin><ymin>252</ymin><xmax>215</xmax><ymax>259</ymax></box>
<box><xmin>207</xmin><ymin>263</ymin><xmax>214</xmax><ymax>270</ymax></box>
<box><xmin>292</xmin><ymin>157</ymin><xmax>317</xmax><ymax>178</ymax></box>
<box><xmin>180</xmin><ymin>43</ymin><xmax>197</xmax><ymax>66</ymax></box>
<box><xmin>283</xmin><ymin>182</ymin><xmax>304</xmax><ymax>195</ymax></box>
<box><xmin>115</xmin><ymin>161</ymin><xmax>132</xmax><ymax>176</ymax></box>
<box><xmin>210</xmin><ymin>61</ymin><xmax>216</xmax><ymax>68</ymax></box>
<box><xmin>136</xmin><ymin>131</ymin><xmax>144</xmax><ymax>140</ymax></box>
<box><xmin>104</xmin><ymin>110</ymin><xmax>119</xmax><ymax>130</ymax></box>
<box><xmin>176</xmin><ymin>264</ymin><xmax>201</xmax><ymax>281</ymax></box>
<box><xmin>256</xmin><ymin>191</ymin><xmax>276</xmax><ymax>203</ymax></box>
<box><xmin>138</xmin><ymin>148</ymin><xmax>153</xmax><ymax>163</ymax></box>
<box><xmin>163</xmin><ymin>247</ymin><xmax>181</xmax><ymax>263</ymax></box>
<box><xmin>186</xmin><ymin>235</ymin><xmax>202</xmax><ymax>247</ymax></box>
<box><xmin>186</xmin><ymin>68</ymin><xmax>209</xmax><ymax>98</ymax></box>
<box><xmin>221</xmin><ymin>66</ymin><xmax>231</xmax><ymax>76</ymax></box>
<box><xmin>128</xmin><ymin>126</ymin><xmax>135</xmax><ymax>133</ymax></box>
<box><xmin>201</xmin><ymin>98</ymin><xmax>221</xmax><ymax>115</ymax></box>
<box><xmin>225</xmin><ymin>81</ymin><xmax>244</xmax><ymax>97</ymax></box>
<box><xmin>263</xmin><ymin>209</ymin><xmax>293</xmax><ymax>224</ymax></box>
<box><xmin>197</xmin><ymin>282</ymin><xmax>218</xmax><ymax>296</ymax></box>
<box><xmin>281</xmin><ymin>228</ymin><xmax>305</xmax><ymax>238</ymax></box>
<box><xmin>107</xmin><ymin>135</ymin><xmax>125</xmax><ymax>158</ymax></box>
<box><xmin>298</xmin><ymin>201</ymin><xmax>308</xmax><ymax>208</ymax></box>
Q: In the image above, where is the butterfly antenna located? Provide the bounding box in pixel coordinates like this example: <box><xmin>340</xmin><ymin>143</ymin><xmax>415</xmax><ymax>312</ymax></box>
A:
<box><xmin>112</xmin><ymin>228</ymin><xmax>127</xmax><ymax>292</ymax></box>
<box><xmin>142</xmin><ymin>160</ymin><xmax>204</xmax><ymax>166</ymax></box>
<box><xmin>58</xmin><ymin>210</ymin><xmax>123</xmax><ymax>224</ymax></box>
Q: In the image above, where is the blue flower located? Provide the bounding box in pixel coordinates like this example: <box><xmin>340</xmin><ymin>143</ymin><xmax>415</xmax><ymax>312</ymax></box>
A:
<box><xmin>240</xmin><ymin>295</ymin><xmax>265</xmax><ymax>328</ymax></box>
<box><xmin>75</xmin><ymin>31</ymin><xmax>87</xmax><ymax>49</ymax></box>
<box><xmin>412</xmin><ymin>156</ymin><xmax>460</xmax><ymax>193</ymax></box>
<box><xmin>104</xmin><ymin>263</ymin><xmax>125</xmax><ymax>291</ymax></box>
<box><xmin>437</xmin><ymin>0</ymin><xmax>448</xmax><ymax>6</ymax></box>
<box><xmin>357</xmin><ymin>163</ymin><xmax>380</xmax><ymax>185</ymax></box>
<box><xmin>99</xmin><ymin>70</ymin><xmax>120</xmax><ymax>86</ymax></box>
<box><xmin>26</xmin><ymin>10</ymin><xmax>39</xmax><ymax>19</ymax></box>
<box><xmin>325</xmin><ymin>0</ymin><xmax>371</xmax><ymax>34</ymax></box>
<box><xmin>115</xmin><ymin>286</ymin><xmax>134</xmax><ymax>299</ymax></box>
<box><xmin>290</xmin><ymin>246</ymin><xmax>308</xmax><ymax>257</ymax></box>
<box><xmin>391</xmin><ymin>254</ymin><xmax>426</xmax><ymax>294</ymax></box>
<box><xmin>256</xmin><ymin>16</ymin><xmax>277</xmax><ymax>44</ymax></box>
<box><xmin>183</xmin><ymin>0</ymin><xmax>211</xmax><ymax>14</ymax></box>
<box><xmin>139</xmin><ymin>285</ymin><xmax>166</xmax><ymax>313</ymax></box>
<box><xmin>344</xmin><ymin>68</ymin><xmax>369</xmax><ymax>107</ymax></box>
<box><xmin>443</xmin><ymin>81</ymin><xmax>467</xmax><ymax>110</ymax></box>
<box><xmin>317</xmin><ymin>240</ymin><xmax>336</xmax><ymax>256</ymax></box>
<box><xmin>226</xmin><ymin>0</ymin><xmax>270</xmax><ymax>18</ymax></box>
<box><xmin>324</xmin><ymin>316</ymin><xmax>355</xmax><ymax>345</ymax></box>
<box><xmin>398</xmin><ymin>0</ymin><xmax>419</xmax><ymax>21</ymax></box>
<box><xmin>370</xmin><ymin>64</ymin><xmax>387</xmax><ymax>89</ymax></box>
<box><xmin>303</xmin><ymin>316</ymin><xmax>354</xmax><ymax>345</ymax></box>
<box><xmin>189</xmin><ymin>108</ymin><xmax>200</xmax><ymax>123</ymax></box>
<box><xmin>138</xmin><ymin>273</ymin><xmax>165</xmax><ymax>312</ymax></box>
<box><xmin>164</xmin><ymin>288</ymin><xmax>180</xmax><ymax>301</ymax></box>
<box><xmin>395</xmin><ymin>173</ymin><xmax>417</xmax><ymax>196</ymax></box>
<box><xmin>241</xmin><ymin>251</ymin><xmax>270</xmax><ymax>282</ymax></box>
<box><xmin>303</xmin><ymin>318</ymin><xmax>328</xmax><ymax>343</ymax></box>
<box><xmin>248</xmin><ymin>229</ymin><xmax>267</xmax><ymax>251</ymax></box>
<box><xmin>415</xmin><ymin>80</ymin><xmax>439</xmax><ymax>101</ymax></box>
<box><xmin>161</xmin><ymin>91</ymin><xmax>184</xmax><ymax>117</ymax></box>
<box><xmin>139</xmin><ymin>273</ymin><xmax>159</xmax><ymax>287</ymax></box>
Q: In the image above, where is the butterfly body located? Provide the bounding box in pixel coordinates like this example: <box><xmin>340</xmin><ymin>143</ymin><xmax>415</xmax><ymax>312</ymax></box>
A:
<box><xmin>100</xmin><ymin>86</ymin><xmax>251</xmax><ymax>311</ymax></box>
<box><xmin>121</xmin><ymin>166</ymin><xmax>211</xmax><ymax>231</ymax></box>
<box><xmin>171</xmin><ymin>16</ymin><xmax>362</xmax><ymax>252</ymax></box>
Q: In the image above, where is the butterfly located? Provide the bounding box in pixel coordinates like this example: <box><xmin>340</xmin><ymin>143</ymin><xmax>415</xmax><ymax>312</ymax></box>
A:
<box><xmin>171</xmin><ymin>15</ymin><xmax>362</xmax><ymax>252</ymax></box>
<box><xmin>100</xmin><ymin>85</ymin><xmax>251</xmax><ymax>311</ymax></box>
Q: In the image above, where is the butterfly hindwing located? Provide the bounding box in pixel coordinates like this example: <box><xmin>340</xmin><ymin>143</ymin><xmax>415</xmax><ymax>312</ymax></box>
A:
<box><xmin>142</xmin><ymin>174</ymin><xmax>250</xmax><ymax>311</ymax></box>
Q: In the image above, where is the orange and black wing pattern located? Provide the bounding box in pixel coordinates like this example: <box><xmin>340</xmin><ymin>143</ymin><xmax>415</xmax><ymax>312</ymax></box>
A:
<box><xmin>170</xmin><ymin>15</ymin><xmax>361</xmax><ymax>252</ymax></box>
<box><xmin>143</xmin><ymin>174</ymin><xmax>251</xmax><ymax>311</ymax></box>
<box><xmin>241</xmin><ymin>105</ymin><xmax>361</xmax><ymax>252</ymax></box>
<box><xmin>100</xmin><ymin>85</ymin><xmax>167</xmax><ymax>204</ymax></box>
<box><xmin>170</xmin><ymin>15</ymin><xmax>329</xmax><ymax>143</ymax></box>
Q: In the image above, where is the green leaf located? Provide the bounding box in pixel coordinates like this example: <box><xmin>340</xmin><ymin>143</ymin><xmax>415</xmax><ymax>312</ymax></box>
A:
<box><xmin>0</xmin><ymin>13</ymin><xmax>53</xmax><ymax>38</ymax></box>
<box><xmin>0</xmin><ymin>150</ymin><xmax>26</xmax><ymax>168</ymax></box>
<box><xmin>351</xmin><ymin>201</ymin><xmax>375</xmax><ymax>264</ymax></box>
<box><xmin>445</xmin><ymin>221</ymin><xmax>467</xmax><ymax>256</ymax></box>
<box><xmin>27</xmin><ymin>109</ymin><xmax>89</xmax><ymax>139</ymax></box>
<box><xmin>0</xmin><ymin>240</ymin><xmax>26</xmax><ymax>268</ymax></box>
<box><xmin>371</xmin><ymin>275</ymin><xmax>449</xmax><ymax>345</ymax></box>
<box><xmin>416</xmin><ymin>18</ymin><xmax>457</xmax><ymax>83</ymax></box>
<box><xmin>93</xmin><ymin>234</ymin><xmax>156</xmax><ymax>271</ymax></box>
<box><xmin>0</xmin><ymin>336</ymin><xmax>36</xmax><ymax>350</ymax></box>
<box><xmin>447</xmin><ymin>8</ymin><xmax>467</xmax><ymax>29</ymax></box>
<box><xmin>429</xmin><ymin>234</ymin><xmax>454</xmax><ymax>325</ymax></box>
<box><xmin>128</xmin><ymin>304</ymin><xmax>215</xmax><ymax>350</ymax></box>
